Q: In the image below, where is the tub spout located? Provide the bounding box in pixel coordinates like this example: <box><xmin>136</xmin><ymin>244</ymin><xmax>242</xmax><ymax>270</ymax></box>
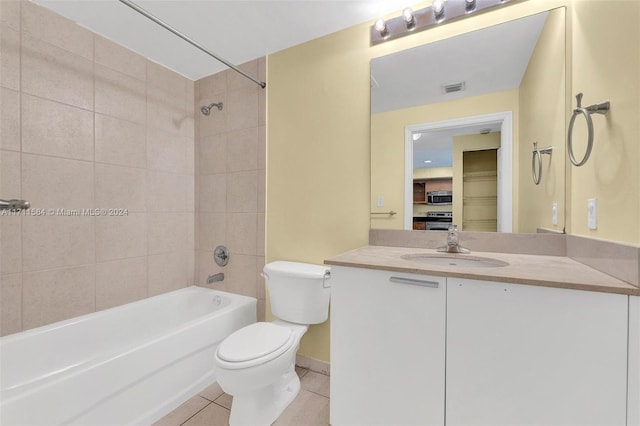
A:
<box><xmin>207</xmin><ymin>273</ymin><xmax>224</xmax><ymax>284</ymax></box>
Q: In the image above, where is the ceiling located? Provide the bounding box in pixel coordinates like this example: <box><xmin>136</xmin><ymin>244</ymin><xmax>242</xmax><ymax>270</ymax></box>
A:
<box><xmin>34</xmin><ymin>0</ymin><xmax>413</xmax><ymax>81</ymax></box>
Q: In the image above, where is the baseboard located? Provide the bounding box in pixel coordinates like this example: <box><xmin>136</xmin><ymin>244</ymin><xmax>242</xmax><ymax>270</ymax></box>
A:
<box><xmin>296</xmin><ymin>354</ymin><xmax>330</xmax><ymax>376</ymax></box>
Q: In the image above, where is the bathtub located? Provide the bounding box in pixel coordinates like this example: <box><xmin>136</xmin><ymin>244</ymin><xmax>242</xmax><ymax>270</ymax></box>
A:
<box><xmin>0</xmin><ymin>286</ymin><xmax>256</xmax><ymax>425</ymax></box>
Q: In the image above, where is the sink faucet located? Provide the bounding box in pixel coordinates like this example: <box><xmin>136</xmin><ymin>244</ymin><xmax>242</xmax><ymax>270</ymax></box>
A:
<box><xmin>437</xmin><ymin>224</ymin><xmax>470</xmax><ymax>254</ymax></box>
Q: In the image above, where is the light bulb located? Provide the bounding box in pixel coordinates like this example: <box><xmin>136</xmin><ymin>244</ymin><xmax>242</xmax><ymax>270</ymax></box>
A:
<box><xmin>465</xmin><ymin>0</ymin><xmax>476</xmax><ymax>11</ymax></box>
<box><xmin>402</xmin><ymin>8</ymin><xmax>416</xmax><ymax>30</ymax></box>
<box><xmin>433</xmin><ymin>0</ymin><xmax>445</xmax><ymax>21</ymax></box>
<box><xmin>374</xmin><ymin>18</ymin><xmax>389</xmax><ymax>38</ymax></box>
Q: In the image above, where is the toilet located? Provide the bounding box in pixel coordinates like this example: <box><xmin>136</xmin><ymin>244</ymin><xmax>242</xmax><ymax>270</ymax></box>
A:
<box><xmin>212</xmin><ymin>261</ymin><xmax>331</xmax><ymax>426</ymax></box>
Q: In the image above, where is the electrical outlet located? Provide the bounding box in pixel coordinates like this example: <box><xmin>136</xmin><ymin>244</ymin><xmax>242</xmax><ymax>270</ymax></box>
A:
<box><xmin>552</xmin><ymin>202</ymin><xmax>558</xmax><ymax>226</ymax></box>
<box><xmin>376</xmin><ymin>196</ymin><xmax>384</xmax><ymax>207</ymax></box>
<box><xmin>587</xmin><ymin>198</ymin><xmax>597</xmax><ymax>230</ymax></box>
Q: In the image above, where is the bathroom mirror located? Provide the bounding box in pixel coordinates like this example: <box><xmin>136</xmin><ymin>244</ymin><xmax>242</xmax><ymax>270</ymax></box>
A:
<box><xmin>370</xmin><ymin>8</ymin><xmax>566</xmax><ymax>233</ymax></box>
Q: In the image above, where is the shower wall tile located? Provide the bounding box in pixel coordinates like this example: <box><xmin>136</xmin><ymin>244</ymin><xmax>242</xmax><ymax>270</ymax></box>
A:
<box><xmin>21</xmin><ymin>94</ymin><xmax>94</xmax><ymax>161</ymax></box>
<box><xmin>22</xmin><ymin>216</ymin><xmax>95</xmax><ymax>272</ymax></box>
<box><xmin>227</xmin><ymin>127</ymin><xmax>258</xmax><ymax>172</ymax></box>
<box><xmin>257</xmin><ymin>126</ymin><xmax>266</xmax><ymax>170</ymax></box>
<box><xmin>227</xmin><ymin>213</ymin><xmax>257</xmax><ymax>255</ymax></box>
<box><xmin>197</xmin><ymin>72</ymin><xmax>226</xmax><ymax>101</ymax></box>
<box><xmin>1</xmin><ymin>88</ymin><xmax>20</xmax><ymax>151</ymax></box>
<box><xmin>196</xmin><ymin>249</ymin><xmax>224</xmax><ymax>290</ymax></box>
<box><xmin>256</xmin><ymin>257</ymin><xmax>266</xmax><ymax>300</ymax></box>
<box><xmin>21</xmin><ymin>0</ymin><xmax>93</xmax><ymax>60</ymax></box>
<box><xmin>95</xmin><ymin>35</ymin><xmax>146</xmax><ymax>81</ymax></box>
<box><xmin>1</xmin><ymin>273</ymin><xmax>22</xmax><ymax>336</ymax></box>
<box><xmin>226</xmin><ymin>254</ymin><xmax>258</xmax><ymax>298</ymax></box>
<box><xmin>257</xmin><ymin>168</ymin><xmax>266</xmax><ymax>214</ymax></box>
<box><xmin>95</xmin><ymin>64</ymin><xmax>146</xmax><ymax>124</ymax></box>
<box><xmin>95</xmin><ymin>213</ymin><xmax>148</xmax><ymax>262</ymax></box>
<box><xmin>148</xmin><ymin>212</ymin><xmax>188</xmax><ymax>255</ymax></box>
<box><xmin>198</xmin><ymin>174</ymin><xmax>227</xmax><ymax>213</ymax></box>
<box><xmin>0</xmin><ymin>26</ymin><xmax>20</xmax><ymax>90</ymax></box>
<box><xmin>21</xmin><ymin>35</ymin><xmax>93</xmax><ymax>109</ymax></box>
<box><xmin>199</xmin><ymin>133</ymin><xmax>227</xmax><ymax>175</ymax></box>
<box><xmin>95</xmin><ymin>164</ymin><xmax>147</xmax><ymax>212</ymax></box>
<box><xmin>96</xmin><ymin>257</ymin><xmax>148</xmax><ymax>310</ymax></box>
<box><xmin>22</xmin><ymin>154</ymin><xmax>94</xmax><ymax>210</ymax></box>
<box><xmin>197</xmin><ymin>212</ymin><xmax>226</xmax><ymax>251</ymax></box>
<box><xmin>95</xmin><ymin>114</ymin><xmax>147</xmax><ymax>168</ymax></box>
<box><xmin>22</xmin><ymin>265</ymin><xmax>95</xmax><ymax>329</ymax></box>
<box><xmin>257</xmin><ymin>214</ymin><xmax>265</xmax><ymax>257</ymax></box>
<box><xmin>147</xmin><ymin>128</ymin><xmax>188</xmax><ymax>173</ymax></box>
<box><xmin>148</xmin><ymin>251</ymin><xmax>188</xmax><ymax>296</ymax></box>
<box><xmin>227</xmin><ymin>170</ymin><xmax>258</xmax><ymax>213</ymax></box>
<box><xmin>0</xmin><ymin>0</ymin><xmax>21</xmax><ymax>30</ymax></box>
<box><xmin>1</xmin><ymin>149</ymin><xmax>21</xmax><ymax>196</ymax></box>
<box><xmin>147</xmin><ymin>87</ymin><xmax>188</xmax><ymax>137</ymax></box>
<box><xmin>146</xmin><ymin>171</ymin><xmax>189</xmax><ymax>213</ymax></box>
<box><xmin>1</xmin><ymin>216</ymin><xmax>22</xmax><ymax>275</ymax></box>
<box><xmin>227</xmin><ymin>88</ymin><xmax>259</xmax><ymax>131</ymax></box>
<box><xmin>147</xmin><ymin>61</ymin><xmax>186</xmax><ymax>98</ymax></box>
<box><xmin>9</xmin><ymin>1</ymin><xmax>195</xmax><ymax>333</ymax></box>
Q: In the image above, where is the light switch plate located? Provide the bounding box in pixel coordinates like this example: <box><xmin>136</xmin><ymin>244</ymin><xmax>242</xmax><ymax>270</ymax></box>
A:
<box><xmin>587</xmin><ymin>198</ymin><xmax>597</xmax><ymax>230</ymax></box>
<box><xmin>376</xmin><ymin>196</ymin><xmax>384</xmax><ymax>207</ymax></box>
<box><xmin>552</xmin><ymin>202</ymin><xmax>558</xmax><ymax>226</ymax></box>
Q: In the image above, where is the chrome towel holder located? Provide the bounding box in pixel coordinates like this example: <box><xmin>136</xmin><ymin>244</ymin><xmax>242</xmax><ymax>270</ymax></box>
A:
<box><xmin>531</xmin><ymin>142</ymin><xmax>553</xmax><ymax>185</ymax></box>
<box><xmin>567</xmin><ymin>93</ymin><xmax>610</xmax><ymax>167</ymax></box>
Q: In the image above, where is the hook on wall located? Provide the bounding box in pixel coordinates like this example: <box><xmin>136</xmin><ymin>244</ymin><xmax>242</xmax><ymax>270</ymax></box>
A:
<box><xmin>531</xmin><ymin>142</ymin><xmax>553</xmax><ymax>185</ymax></box>
<box><xmin>567</xmin><ymin>93</ymin><xmax>610</xmax><ymax>167</ymax></box>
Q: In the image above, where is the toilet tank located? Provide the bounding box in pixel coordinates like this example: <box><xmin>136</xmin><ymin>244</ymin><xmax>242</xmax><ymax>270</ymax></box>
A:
<box><xmin>263</xmin><ymin>261</ymin><xmax>331</xmax><ymax>325</ymax></box>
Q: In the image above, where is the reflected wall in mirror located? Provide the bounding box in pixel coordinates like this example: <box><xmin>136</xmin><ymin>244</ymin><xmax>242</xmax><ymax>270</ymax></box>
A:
<box><xmin>370</xmin><ymin>8</ymin><xmax>566</xmax><ymax>234</ymax></box>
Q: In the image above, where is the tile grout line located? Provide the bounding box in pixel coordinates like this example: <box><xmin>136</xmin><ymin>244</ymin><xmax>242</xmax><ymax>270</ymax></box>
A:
<box><xmin>177</xmin><ymin>400</ymin><xmax>215</xmax><ymax>426</ymax></box>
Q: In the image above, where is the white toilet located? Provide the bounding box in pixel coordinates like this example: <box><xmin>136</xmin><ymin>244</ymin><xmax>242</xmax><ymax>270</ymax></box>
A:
<box><xmin>212</xmin><ymin>261</ymin><xmax>331</xmax><ymax>426</ymax></box>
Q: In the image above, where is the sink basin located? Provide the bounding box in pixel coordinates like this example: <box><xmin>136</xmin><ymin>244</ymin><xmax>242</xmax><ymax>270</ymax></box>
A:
<box><xmin>401</xmin><ymin>253</ymin><xmax>509</xmax><ymax>268</ymax></box>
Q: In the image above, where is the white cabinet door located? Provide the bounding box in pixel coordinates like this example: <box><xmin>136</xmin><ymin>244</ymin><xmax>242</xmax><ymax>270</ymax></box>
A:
<box><xmin>330</xmin><ymin>266</ymin><xmax>446</xmax><ymax>426</ymax></box>
<box><xmin>446</xmin><ymin>278</ymin><xmax>628</xmax><ymax>426</ymax></box>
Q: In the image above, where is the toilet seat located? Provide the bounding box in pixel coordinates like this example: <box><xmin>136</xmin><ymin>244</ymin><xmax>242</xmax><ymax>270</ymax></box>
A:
<box><xmin>215</xmin><ymin>322</ymin><xmax>295</xmax><ymax>370</ymax></box>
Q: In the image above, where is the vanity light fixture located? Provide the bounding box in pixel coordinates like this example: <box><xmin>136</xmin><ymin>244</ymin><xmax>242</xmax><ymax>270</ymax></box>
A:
<box><xmin>370</xmin><ymin>0</ymin><xmax>521</xmax><ymax>46</ymax></box>
<box><xmin>374</xmin><ymin>18</ymin><xmax>389</xmax><ymax>38</ymax></box>
<box><xmin>402</xmin><ymin>7</ymin><xmax>416</xmax><ymax>30</ymax></box>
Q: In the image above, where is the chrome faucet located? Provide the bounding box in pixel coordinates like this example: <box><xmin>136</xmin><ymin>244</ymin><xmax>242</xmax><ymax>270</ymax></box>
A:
<box><xmin>437</xmin><ymin>224</ymin><xmax>470</xmax><ymax>254</ymax></box>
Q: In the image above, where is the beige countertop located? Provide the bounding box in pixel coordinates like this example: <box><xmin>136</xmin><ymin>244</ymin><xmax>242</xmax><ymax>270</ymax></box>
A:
<box><xmin>325</xmin><ymin>245</ymin><xmax>640</xmax><ymax>296</ymax></box>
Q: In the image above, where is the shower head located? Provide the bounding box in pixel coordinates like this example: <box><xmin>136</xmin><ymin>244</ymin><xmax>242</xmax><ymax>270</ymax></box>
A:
<box><xmin>200</xmin><ymin>102</ymin><xmax>223</xmax><ymax>116</ymax></box>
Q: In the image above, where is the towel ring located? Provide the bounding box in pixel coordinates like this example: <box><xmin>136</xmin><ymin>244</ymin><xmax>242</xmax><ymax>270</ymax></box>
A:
<box><xmin>567</xmin><ymin>93</ymin><xmax>610</xmax><ymax>167</ymax></box>
<box><xmin>531</xmin><ymin>142</ymin><xmax>553</xmax><ymax>185</ymax></box>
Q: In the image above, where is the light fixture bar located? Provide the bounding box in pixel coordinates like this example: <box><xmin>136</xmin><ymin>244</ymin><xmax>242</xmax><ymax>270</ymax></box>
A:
<box><xmin>371</xmin><ymin>0</ymin><xmax>522</xmax><ymax>46</ymax></box>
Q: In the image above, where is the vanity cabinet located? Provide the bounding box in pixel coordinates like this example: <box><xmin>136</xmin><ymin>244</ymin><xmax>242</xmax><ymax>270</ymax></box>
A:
<box><xmin>446</xmin><ymin>278</ymin><xmax>628</xmax><ymax>426</ymax></box>
<box><xmin>330</xmin><ymin>267</ymin><xmax>630</xmax><ymax>426</ymax></box>
<box><xmin>330</xmin><ymin>266</ymin><xmax>446</xmax><ymax>426</ymax></box>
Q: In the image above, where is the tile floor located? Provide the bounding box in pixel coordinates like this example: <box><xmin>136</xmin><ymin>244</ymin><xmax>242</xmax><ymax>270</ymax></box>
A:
<box><xmin>153</xmin><ymin>367</ymin><xmax>330</xmax><ymax>426</ymax></box>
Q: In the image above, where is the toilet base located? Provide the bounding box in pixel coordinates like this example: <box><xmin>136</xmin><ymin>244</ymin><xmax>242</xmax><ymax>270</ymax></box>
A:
<box><xmin>228</xmin><ymin>370</ymin><xmax>301</xmax><ymax>426</ymax></box>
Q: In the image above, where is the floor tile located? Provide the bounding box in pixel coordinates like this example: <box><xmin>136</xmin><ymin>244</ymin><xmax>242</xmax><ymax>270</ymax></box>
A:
<box><xmin>199</xmin><ymin>382</ymin><xmax>225</xmax><ymax>402</ymax></box>
<box><xmin>152</xmin><ymin>396</ymin><xmax>210</xmax><ymax>426</ymax></box>
<box><xmin>214</xmin><ymin>393</ymin><xmax>233</xmax><ymax>410</ymax></box>
<box><xmin>295</xmin><ymin>366</ymin><xmax>309</xmax><ymax>378</ymax></box>
<box><xmin>273</xmin><ymin>389</ymin><xmax>330</xmax><ymax>426</ymax></box>
<box><xmin>300</xmin><ymin>371</ymin><xmax>330</xmax><ymax>398</ymax></box>
<box><xmin>182</xmin><ymin>402</ymin><xmax>230</xmax><ymax>426</ymax></box>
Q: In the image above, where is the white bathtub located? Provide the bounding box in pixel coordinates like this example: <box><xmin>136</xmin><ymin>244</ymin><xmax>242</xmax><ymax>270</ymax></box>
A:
<box><xmin>0</xmin><ymin>286</ymin><xmax>256</xmax><ymax>425</ymax></box>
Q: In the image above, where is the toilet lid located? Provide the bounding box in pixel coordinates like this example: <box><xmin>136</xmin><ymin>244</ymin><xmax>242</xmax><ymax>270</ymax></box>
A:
<box><xmin>217</xmin><ymin>322</ymin><xmax>293</xmax><ymax>363</ymax></box>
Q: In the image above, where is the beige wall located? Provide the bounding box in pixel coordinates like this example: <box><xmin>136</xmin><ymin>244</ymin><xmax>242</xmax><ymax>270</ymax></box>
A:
<box><xmin>371</xmin><ymin>89</ymin><xmax>518</xmax><ymax>230</ymax></box>
<box><xmin>0</xmin><ymin>1</ymin><xmax>195</xmax><ymax>335</ymax></box>
<box><xmin>518</xmin><ymin>8</ymin><xmax>566</xmax><ymax>233</ymax></box>
<box><xmin>568</xmin><ymin>0</ymin><xmax>640</xmax><ymax>244</ymax></box>
<box><xmin>194</xmin><ymin>59</ymin><xmax>267</xmax><ymax>321</ymax></box>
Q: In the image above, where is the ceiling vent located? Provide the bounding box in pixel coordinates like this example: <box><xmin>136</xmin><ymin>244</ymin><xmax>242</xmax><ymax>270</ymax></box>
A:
<box><xmin>441</xmin><ymin>81</ymin><xmax>466</xmax><ymax>94</ymax></box>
